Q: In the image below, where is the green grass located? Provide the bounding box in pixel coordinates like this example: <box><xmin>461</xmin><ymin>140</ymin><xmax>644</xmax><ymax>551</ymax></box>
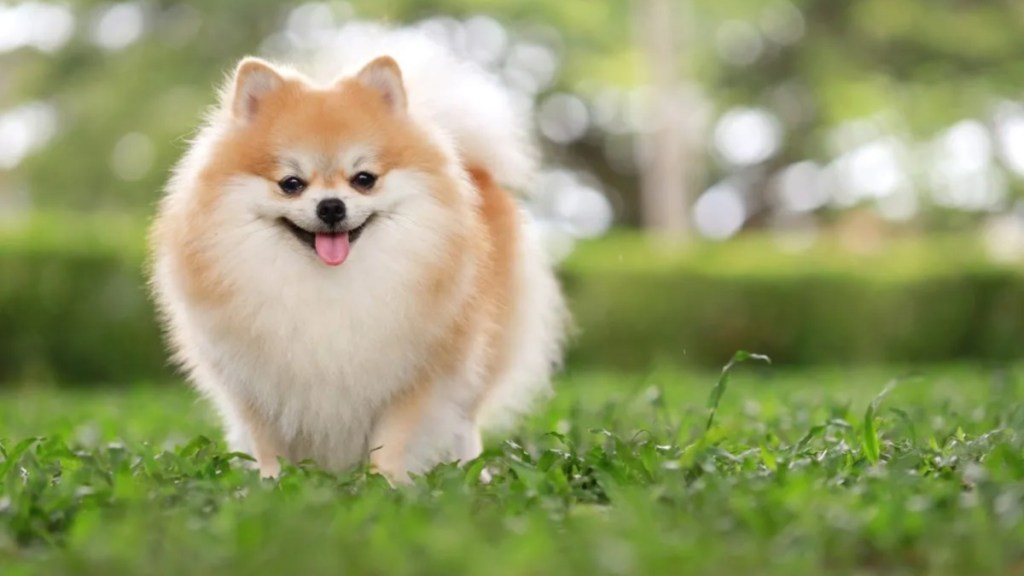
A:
<box><xmin>2</xmin><ymin>362</ymin><xmax>1024</xmax><ymax>575</ymax></box>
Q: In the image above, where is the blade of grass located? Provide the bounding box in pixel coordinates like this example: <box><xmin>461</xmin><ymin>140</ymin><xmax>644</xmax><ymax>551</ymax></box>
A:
<box><xmin>863</xmin><ymin>380</ymin><xmax>899</xmax><ymax>464</ymax></box>
<box><xmin>705</xmin><ymin>351</ymin><xmax>771</xmax><ymax>432</ymax></box>
<box><xmin>0</xmin><ymin>437</ymin><xmax>39</xmax><ymax>477</ymax></box>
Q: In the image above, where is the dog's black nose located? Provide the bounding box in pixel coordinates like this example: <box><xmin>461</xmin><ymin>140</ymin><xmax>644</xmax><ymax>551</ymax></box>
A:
<box><xmin>316</xmin><ymin>198</ymin><xmax>346</xmax><ymax>226</ymax></box>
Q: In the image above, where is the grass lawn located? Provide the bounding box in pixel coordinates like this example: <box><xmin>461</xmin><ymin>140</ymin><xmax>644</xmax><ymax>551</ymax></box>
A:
<box><xmin>2</xmin><ymin>361</ymin><xmax>1023</xmax><ymax>575</ymax></box>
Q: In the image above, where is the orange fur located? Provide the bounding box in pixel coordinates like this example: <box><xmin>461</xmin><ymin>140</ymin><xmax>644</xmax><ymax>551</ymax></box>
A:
<box><xmin>466</xmin><ymin>167</ymin><xmax>521</xmax><ymax>414</ymax></box>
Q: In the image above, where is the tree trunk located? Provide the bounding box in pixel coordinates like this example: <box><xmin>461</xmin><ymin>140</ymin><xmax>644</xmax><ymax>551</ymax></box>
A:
<box><xmin>634</xmin><ymin>0</ymin><xmax>691</xmax><ymax>241</ymax></box>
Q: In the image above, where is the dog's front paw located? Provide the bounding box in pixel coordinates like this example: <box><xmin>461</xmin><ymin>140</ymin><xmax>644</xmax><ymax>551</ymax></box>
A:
<box><xmin>257</xmin><ymin>458</ymin><xmax>281</xmax><ymax>479</ymax></box>
<box><xmin>370</xmin><ymin>463</ymin><xmax>411</xmax><ymax>487</ymax></box>
<box><xmin>369</xmin><ymin>451</ymin><xmax>411</xmax><ymax>487</ymax></box>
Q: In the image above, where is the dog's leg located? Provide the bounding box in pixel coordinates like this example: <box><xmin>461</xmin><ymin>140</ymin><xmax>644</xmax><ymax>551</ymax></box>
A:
<box><xmin>235</xmin><ymin>400</ymin><xmax>287</xmax><ymax>479</ymax></box>
<box><xmin>452</xmin><ymin>419</ymin><xmax>492</xmax><ymax>483</ymax></box>
<box><xmin>452</xmin><ymin>420</ymin><xmax>483</xmax><ymax>463</ymax></box>
<box><xmin>368</xmin><ymin>384</ymin><xmax>433</xmax><ymax>484</ymax></box>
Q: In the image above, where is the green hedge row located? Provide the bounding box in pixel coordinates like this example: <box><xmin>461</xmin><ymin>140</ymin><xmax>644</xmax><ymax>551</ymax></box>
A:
<box><xmin>2</xmin><ymin>219</ymin><xmax>1023</xmax><ymax>383</ymax></box>
<box><xmin>1</xmin><ymin>250</ymin><xmax>169</xmax><ymax>383</ymax></box>
<box><xmin>562</xmin><ymin>235</ymin><xmax>1024</xmax><ymax>369</ymax></box>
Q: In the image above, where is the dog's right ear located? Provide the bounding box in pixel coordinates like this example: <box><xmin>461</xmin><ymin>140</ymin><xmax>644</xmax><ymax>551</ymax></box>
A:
<box><xmin>230</xmin><ymin>57</ymin><xmax>284</xmax><ymax>123</ymax></box>
<box><xmin>354</xmin><ymin>56</ymin><xmax>406</xmax><ymax>114</ymax></box>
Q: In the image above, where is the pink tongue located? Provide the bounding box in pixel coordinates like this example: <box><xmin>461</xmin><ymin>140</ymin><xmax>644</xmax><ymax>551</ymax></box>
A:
<box><xmin>313</xmin><ymin>232</ymin><xmax>351</xmax><ymax>266</ymax></box>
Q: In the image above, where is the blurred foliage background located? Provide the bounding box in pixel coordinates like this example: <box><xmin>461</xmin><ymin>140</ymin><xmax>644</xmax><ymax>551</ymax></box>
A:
<box><xmin>2</xmin><ymin>0</ymin><xmax>1024</xmax><ymax>383</ymax></box>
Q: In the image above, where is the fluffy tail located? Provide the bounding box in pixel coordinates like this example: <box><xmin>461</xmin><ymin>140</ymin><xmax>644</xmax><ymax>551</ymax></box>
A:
<box><xmin>303</xmin><ymin>22</ymin><xmax>538</xmax><ymax>191</ymax></box>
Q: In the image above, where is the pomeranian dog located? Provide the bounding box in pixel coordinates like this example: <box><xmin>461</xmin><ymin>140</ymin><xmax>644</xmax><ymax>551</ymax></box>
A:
<box><xmin>149</xmin><ymin>26</ymin><xmax>567</xmax><ymax>482</ymax></box>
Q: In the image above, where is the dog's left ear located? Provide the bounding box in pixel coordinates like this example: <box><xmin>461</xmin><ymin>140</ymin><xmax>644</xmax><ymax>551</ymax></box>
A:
<box><xmin>230</xmin><ymin>57</ymin><xmax>285</xmax><ymax>123</ymax></box>
<box><xmin>355</xmin><ymin>56</ymin><xmax>406</xmax><ymax>113</ymax></box>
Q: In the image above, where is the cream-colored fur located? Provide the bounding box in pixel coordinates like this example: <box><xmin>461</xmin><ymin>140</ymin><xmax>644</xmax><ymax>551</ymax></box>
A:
<box><xmin>149</xmin><ymin>25</ymin><xmax>566</xmax><ymax>481</ymax></box>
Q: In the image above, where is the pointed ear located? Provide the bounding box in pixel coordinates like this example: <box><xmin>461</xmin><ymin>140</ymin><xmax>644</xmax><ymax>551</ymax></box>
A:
<box><xmin>355</xmin><ymin>56</ymin><xmax>406</xmax><ymax>113</ymax></box>
<box><xmin>230</xmin><ymin>57</ymin><xmax>284</xmax><ymax>122</ymax></box>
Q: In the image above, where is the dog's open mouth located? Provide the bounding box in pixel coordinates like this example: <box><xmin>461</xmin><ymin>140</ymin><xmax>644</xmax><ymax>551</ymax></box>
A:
<box><xmin>278</xmin><ymin>216</ymin><xmax>374</xmax><ymax>267</ymax></box>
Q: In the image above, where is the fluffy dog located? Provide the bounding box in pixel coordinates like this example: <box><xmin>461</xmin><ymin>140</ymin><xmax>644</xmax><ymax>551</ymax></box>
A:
<box><xmin>148</xmin><ymin>26</ymin><xmax>567</xmax><ymax>481</ymax></box>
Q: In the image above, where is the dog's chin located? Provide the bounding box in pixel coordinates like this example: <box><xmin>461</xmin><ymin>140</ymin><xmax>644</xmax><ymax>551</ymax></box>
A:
<box><xmin>276</xmin><ymin>215</ymin><xmax>374</xmax><ymax>253</ymax></box>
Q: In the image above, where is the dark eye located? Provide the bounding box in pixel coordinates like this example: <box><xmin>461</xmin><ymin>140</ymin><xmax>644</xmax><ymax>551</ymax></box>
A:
<box><xmin>350</xmin><ymin>171</ymin><xmax>378</xmax><ymax>191</ymax></box>
<box><xmin>278</xmin><ymin>176</ymin><xmax>307</xmax><ymax>195</ymax></box>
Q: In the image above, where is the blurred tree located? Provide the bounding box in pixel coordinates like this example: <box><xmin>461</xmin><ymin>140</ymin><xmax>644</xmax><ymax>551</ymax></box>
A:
<box><xmin>633</xmin><ymin>0</ymin><xmax>691</xmax><ymax>241</ymax></box>
<box><xmin>0</xmin><ymin>0</ymin><xmax>1022</xmax><ymax>235</ymax></box>
<box><xmin>1</xmin><ymin>0</ymin><xmax>638</xmax><ymax>212</ymax></box>
<box><xmin>687</xmin><ymin>0</ymin><xmax>1024</xmax><ymax>229</ymax></box>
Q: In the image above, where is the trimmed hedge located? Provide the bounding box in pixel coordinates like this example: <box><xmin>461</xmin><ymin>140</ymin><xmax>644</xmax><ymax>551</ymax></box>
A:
<box><xmin>1</xmin><ymin>250</ymin><xmax>170</xmax><ymax>383</ymax></box>
<box><xmin>0</xmin><ymin>215</ymin><xmax>168</xmax><ymax>384</ymax></box>
<box><xmin>562</xmin><ymin>235</ymin><xmax>1024</xmax><ymax>369</ymax></box>
<box><xmin>2</xmin><ymin>217</ymin><xmax>1024</xmax><ymax>383</ymax></box>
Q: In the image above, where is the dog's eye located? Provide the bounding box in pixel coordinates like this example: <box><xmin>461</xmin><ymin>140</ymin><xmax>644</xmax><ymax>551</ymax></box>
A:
<box><xmin>278</xmin><ymin>176</ymin><xmax>307</xmax><ymax>195</ymax></box>
<box><xmin>350</xmin><ymin>171</ymin><xmax>378</xmax><ymax>192</ymax></box>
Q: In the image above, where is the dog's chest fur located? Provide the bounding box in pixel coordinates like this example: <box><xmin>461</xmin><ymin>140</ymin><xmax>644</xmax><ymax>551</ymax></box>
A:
<box><xmin>177</xmin><ymin>224</ymin><xmax>471</xmax><ymax>469</ymax></box>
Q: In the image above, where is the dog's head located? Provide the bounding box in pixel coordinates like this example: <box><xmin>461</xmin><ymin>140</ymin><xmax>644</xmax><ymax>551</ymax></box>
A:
<box><xmin>197</xmin><ymin>55</ymin><xmax>466</xmax><ymax>267</ymax></box>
